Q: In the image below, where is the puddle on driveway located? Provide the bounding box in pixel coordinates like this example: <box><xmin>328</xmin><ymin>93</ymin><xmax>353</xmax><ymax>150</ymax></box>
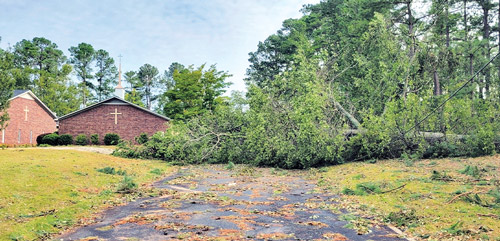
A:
<box><xmin>58</xmin><ymin>165</ymin><xmax>405</xmax><ymax>240</ymax></box>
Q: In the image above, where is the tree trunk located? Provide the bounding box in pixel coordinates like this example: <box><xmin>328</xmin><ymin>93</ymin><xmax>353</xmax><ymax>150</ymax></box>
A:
<box><xmin>333</xmin><ymin>100</ymin><xmax>362</xmax><ymax>129</ymax></box>
<box><xmin>433</xmin><ymin>69</ymin><xmax>441</xmax><ymax>95</ymax></box>
<box><xmin>343</xmin><ymin>129</ymin><xmax>467</xmax><ymax>141</ymax></box>
<box><xmin>481</xmin><ymin>0</ymin><xmax>490</xmax><ymax>99</ymax></box>
<box><xmin>445</xmin><ymin>0</ymin><xmax>450</xmax><ymax>48</ymax></box>
<box><xmin>407</xmin><ymin>1</ymin><xmax>415</xmax><ymax>58</ymax></box>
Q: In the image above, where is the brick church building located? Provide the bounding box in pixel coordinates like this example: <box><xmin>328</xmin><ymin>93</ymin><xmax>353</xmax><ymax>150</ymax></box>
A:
<box><xmin>2</xmin><ymin>90</ymin><xmax>57</xmax><ymax>145</ymax></box>
<box><xmin>58</xmin><ymin>71</ymin><xmax>170</xmax><ymax>144</ymax></box>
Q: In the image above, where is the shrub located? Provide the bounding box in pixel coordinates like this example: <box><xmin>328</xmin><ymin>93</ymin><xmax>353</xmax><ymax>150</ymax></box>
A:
<box><xmin>42</xmin><ymin>133</ymin><xmax>59</xmax><ymax>146</ymax></box>
<box><xmin>90</xmin><ymin>134</ymin><xmax>99</xmax><ymax>145</ymax></box>
<box><xmin>104</xmin><ymin>133</ymin><xmax>120</xmax><ymax>145</ymax></box>
<box><xmin>150</xmin><ymin>168</ymin><xmax>162</xmax><ymax>175</ymax></box>
<box><xmin>36</xmin><ymin>133</ymin><xmax>51</xmax><ymax>145</ymax></box>
<box><xmin>465</xmin><ymin>127</ymin><xmax>496</xmax><ymax>157</ymax></box>
<box><xmin>385</xmin><ymin>209</ymin><xmax>420</xmax><ymax>228</ymax></box>
<box><xmin>96</xmin><ymin>166</ymin><xmax>127</xmax><ymax>176</ymax></box>
<box><xmin>116</xmin><ymin>175</ymin><xmax>137</xmax><ymax>193</ymax></box>
<box><xmin>423</xmin><ymin>141</ymin><xmax>460</xmax><ymax>158</ymax></box>
<box><xmin>135</xmin><ymin>132</ymin><xmax>149</xmax><ymax>144</ymax></box>
<box><xmin>75</xmin><ymin>134</ymin><xmax>89</xmax><ymax>146</ymax></box>
<box><xmin>58</xmin><ymin>134</ymin><xmax>73</xmax><ymax>145</ymax></box>
<box><xmin>112</xmin><ymin>141</ymin><xmax>150</xmax><ymax>158</ymax></box>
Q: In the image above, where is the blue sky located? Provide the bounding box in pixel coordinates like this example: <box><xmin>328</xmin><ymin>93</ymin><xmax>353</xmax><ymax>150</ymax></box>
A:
<box><xmin>0</xmin><ymin>0</ymin><xmax>319</xmax><ymax>94</ymax></box>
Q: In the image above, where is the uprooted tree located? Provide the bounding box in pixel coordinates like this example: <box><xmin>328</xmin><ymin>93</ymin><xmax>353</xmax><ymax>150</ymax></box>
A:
<box><xmin>114</xmin><ymin>0</ymin><xmax>500</xmax><ymax>168</ymax></box>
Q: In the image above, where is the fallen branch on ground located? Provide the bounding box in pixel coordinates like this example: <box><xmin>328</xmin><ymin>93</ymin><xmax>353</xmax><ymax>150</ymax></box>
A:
<box><xmin>381</xmin><ymin>184</ymin><xmax>407</xmax><ymax>194</ymax></box>
<box><xmin>477</xmin><ymin>213</ymin><xmax>499</xmax><ymax>219</ymax></box>
<box><xmin>446</xmin><ymin>190</ymin><xmax>488</xmax><ymax>204</ymax></box>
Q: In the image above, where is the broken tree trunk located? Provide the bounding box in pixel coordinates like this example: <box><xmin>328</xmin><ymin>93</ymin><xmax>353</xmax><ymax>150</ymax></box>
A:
<box><xmin>343</xmin><ymin>129</ymin><xmax>467</xmax><ymax>142</ymax></box>
<box><xmin>333</xmin><ymin>101</ymin><xmax>361</xmax><ymax>129</ymax></box>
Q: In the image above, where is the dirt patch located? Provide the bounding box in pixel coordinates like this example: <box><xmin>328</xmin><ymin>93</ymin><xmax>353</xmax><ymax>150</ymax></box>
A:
<box><xmin>37</xmin><ymin>146</ymin><xmax>114</xmax><ymax>155</ymax></box>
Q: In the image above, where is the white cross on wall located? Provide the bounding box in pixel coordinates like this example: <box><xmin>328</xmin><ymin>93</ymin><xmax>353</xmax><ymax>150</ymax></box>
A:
<box><xmin>110</xmin><ymin>108</ymin><xmax>122</xmax><ymax>125</ymax></box>
<box><xmin>24</xmin><ymin>106</ymin><xmax>29</xmax><ymax>121</ymax></box>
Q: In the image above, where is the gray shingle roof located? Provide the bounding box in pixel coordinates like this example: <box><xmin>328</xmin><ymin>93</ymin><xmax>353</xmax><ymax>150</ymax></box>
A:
<box><xmin>57</xmin><ymin>96</ymin><xmax>170</xmax><ymax>121</ymax></box>
<box><xmin>13</xmin><ymin>90</ymin><xmax>29</xmax><ymax>98</ymax></box>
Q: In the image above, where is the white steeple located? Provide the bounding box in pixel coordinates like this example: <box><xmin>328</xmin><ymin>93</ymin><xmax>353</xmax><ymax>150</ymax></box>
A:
<box><xmin>114</xmin><ymin>54</ymin><xmax>125</xmax><ymax>99</ymax></box>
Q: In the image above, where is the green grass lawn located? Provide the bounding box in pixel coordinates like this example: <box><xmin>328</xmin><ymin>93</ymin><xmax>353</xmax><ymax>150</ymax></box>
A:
<box><xmin>0</xmin><ymin>148</ymin><xmax>176</xmax><ymax>240</ymax></box>
<box><xmin>315</xmin><ymin>155</ymin><xmax>500</xmax><ymax>240</ymax></box>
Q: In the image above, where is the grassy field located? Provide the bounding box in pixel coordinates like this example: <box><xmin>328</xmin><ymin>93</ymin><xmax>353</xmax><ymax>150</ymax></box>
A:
<box><xmin>0</xmin><ymin>148</ymin><xmax>176</xmax><ymax>240</ymax></box>
<box><xmin>316</xmin><ymin>155</ymin><xmax>500</xmax><ymax>240</ymax></box>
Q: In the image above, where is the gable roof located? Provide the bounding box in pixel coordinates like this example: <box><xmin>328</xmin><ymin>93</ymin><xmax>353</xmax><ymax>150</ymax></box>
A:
<box><xmin>57</xmin><ymin>96</ymin><xmax>170</xmax><ymax>121</ymax></box>
<box><xmin>12</xmin><ymin>90</ymin><xmax>29</xmax><ymax>98</ymax></box>
<box><xmin>9</xmin><ymin>90</ymin><xmax>57</xmax><ymax>119</ymax></box>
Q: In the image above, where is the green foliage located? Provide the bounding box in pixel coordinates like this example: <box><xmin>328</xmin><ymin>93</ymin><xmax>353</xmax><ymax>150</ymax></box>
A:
<box><xmin>112</xmin><ymin>0</ymin><xmax>500</xmax><ymax>169</ymax></box>
<box><xmin>58</xmin><ymin>134</ymin><xmax>73</xmax><ymax>146</ymax></box>
<box><xmin>42</xmin><ymin>133</ymin><xmax>59</xmax><ymax>146</ymax></box>
<box><xmin>94</xmin><ymin>49</ymin><xmax>117</xmax><ymax>101</ymax></box>
<box><xmin>96</xmin><ymin>167</ymin><xmax>127</xmax><ymax>176</ymax></box>
<box><xmin>90</xmin><ymin>134</ymin><xmax>99</xmax><ymax>145</ymax></box>
<box><xmin>225</xmin><ymin>161</ymin><xmax>235</xmax><ymax>170</ymax></box>
<box><xmin>444</xmin><ymin>221</ymin><xmax>466</xmax><ymax>235</ymax></box>
<box><xmin>75</xmin><ymin>134</ymin><xmax>88</xmax><ymax>146</ymax></box>
<box><xmin>36</xmin><ymin>133</ymin><xmax>51</xmax><ymax>146</ymax></box>
<box><xmin>0</xmin><ymin>48</ymin><xmax>15</xmax><ymax>131</ymax></box>
<box><xmin>12</xmin><ymin>37</ymin><xmax>80</xmax><ymax>116</ymax></box>
<box><xmin>430</xmin><ymin>170</ymin><xmax>453</xmax><ymax>182</ymax></box>
<box><xmin>137</xmin><ymin>63</ymin><xmax>160</xmax><ymax>110</ymax></box>
<box><xmin>135</xmin><ymin>133</ymin><xmax>149</xmax><ymax>144</ymax></box>
<box><xmin>69</xmin><ymin>42</ymin><xmax>95</xmax><ymax>106</ymax></box>
<box><xmin>104</xmin><ymin>133</ymin><xmax>120</xmax><ymax>145</ymax></box>
<box><xmin>385</xmin><ymin>209</ymin><xmax>420</xmax><ymax>228</ymax></box>
<box><xmin>459</xmin><ymin>165</ymin><xmax>483</xmax><ymax>179</ymax></box>
<box><xmin>116</xmin><ymin>175</ymin><xmax>137</xmax><ymax>193</ymax></box>
<box><xmin>423</xmin><ymin>141</ymin><xmax>460</xmax><ymax>158</ymax></box>
<box><xmin>161</xmin><ymin>64</ymin><xmax>231</xmax><ymax>120</ymax></box>
<box><xmin>149</xmin><ymin>168</ymin><xmax>162</xmax><ymax>175</ymax></box>
<box><xmin>125</xmin><ymin>89</ymin><xmax>145</xmax><ymax>107</ymax></box>
<box><xmin>342</xmin><ymin>182</ymin><xmax>382</xmax><ymax>196</ymax></box>
<box><xmin>113</xmin><ymin>141</ymin><xmax>149</xmax><ymax>159</ymax></box>
<box><xmin>465</xmin><ymin>126</ymin><xmax>496</xmax><ymax>157</ymax></box>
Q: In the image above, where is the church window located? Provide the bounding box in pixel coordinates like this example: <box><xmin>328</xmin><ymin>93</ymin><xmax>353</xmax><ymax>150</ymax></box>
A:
<box><xmin>18</xmin><ymin>129</ymin><xmax>21</xmax><ymax>143</ymax></box>
<box><xmin>30</xmin><ymin>131</ymin><xmax>33</xmax><ymax>144</ymax></box>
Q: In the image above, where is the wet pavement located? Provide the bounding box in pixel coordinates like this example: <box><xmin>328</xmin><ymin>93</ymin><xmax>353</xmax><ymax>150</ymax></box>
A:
<box><xmin>57</xmin><ymin>165</ymin><xmax>405</xmax><ymax>240</ymax></box>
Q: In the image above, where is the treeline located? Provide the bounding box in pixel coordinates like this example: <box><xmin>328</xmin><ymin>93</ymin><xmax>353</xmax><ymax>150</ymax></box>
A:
<box><xmin>0</xmin><ymin>37</ymin><xmax>230</xmax><ymax>120</ymax></box>
<box><xmin>115</xmin><ymin>0</ymin><xmax>500</xmax><ymax>168</ymax></box>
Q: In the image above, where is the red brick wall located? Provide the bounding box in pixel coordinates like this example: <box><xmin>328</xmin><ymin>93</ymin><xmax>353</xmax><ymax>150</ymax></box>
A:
<box><xmin>58</xmin><ymin>104</ymin><xmax>169</xmax><ymax>144</ymax></box>
<box><xmin>2</xmin><ymin>97</ymin><xmax>57</xmax><ymax>145</ymax></box>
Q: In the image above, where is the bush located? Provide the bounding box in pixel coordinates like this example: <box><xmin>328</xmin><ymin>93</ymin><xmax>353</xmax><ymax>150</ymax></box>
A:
<box><xmin>135</xmin><ymin>132</ymin><xmax>149</xmax><ymax>144</ymax></box>
<box><xmin>464</xmin><ymin>126</ymin><xmax>496</xmax><ymax>157</ymax></box>
<box><xmin>96</xmin><ymin>166</ymin><xmax>127</xmax><ymax>176</ymax></box>
<box><xmin>36</xmin><ymin>133</ymin><xmax>51</xmax><ymax>145</ymax></box>
<box><xmin>90</xmin><ymin>134</ymin><xmax>99</xmax><ymax>145</ymax></box>
<box><xmin>116</xmin><ymin>175</ymin><xmax>137</xmax><ymax>193</ymax></box>
<box><xmin>58</xmin><ymin>134</ymin><xmax>73</xmax><ymax>145</ymax></box>
<box><xmin>104</xmin><ymin>133</ymin><xmax>120</xmax><ymax>145</ymax></box>
<box><xmin>75</xmin><ymin>134</ymin><xmax>89</xmax><ymax>146</ymax></box>
<box><xmin>113</xmin><ymin>141</ymin><xmax>152</xmax><ymax>159</ymax></box>
<box><xmin>42</xmin><ymin>133</ymin><xmax>59</xmax><ymax>146</ymax></box>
